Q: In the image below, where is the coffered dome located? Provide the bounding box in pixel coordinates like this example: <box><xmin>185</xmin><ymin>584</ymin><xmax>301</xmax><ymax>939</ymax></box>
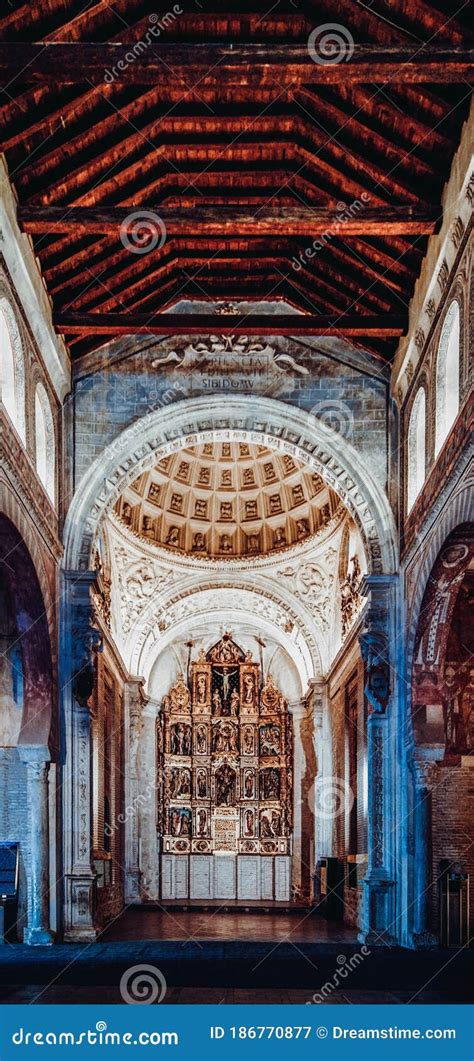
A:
<box><xmin>115</xmin><ymin>441</ymin><xmax>341</xmax><ymax>558</ymax></box>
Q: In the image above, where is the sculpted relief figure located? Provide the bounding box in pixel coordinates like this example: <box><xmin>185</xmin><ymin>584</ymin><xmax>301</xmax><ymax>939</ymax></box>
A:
<box><xmin>244</xmin><ymin>809</ymin><xmax>255</xmax><ymax>836</ymax></box>
<box><xmin>260</xmin><ymin>808</ymin><xmax>282</xmax><ymax>838</ymax></box>
<box><xmin>170</xmin><ymin>722</ymin><xmax>192</xmax><ymax>755</ymax></box>
<box><xmin>196</xmin><ymin>768</ymin><xmax>207</xmax><ymax>797</ymax></box>
<box><xmin>213</xmin><ymin>721</ymin><xmax>238</xmax><ymax>753</ymax></box>
<box><xmin>362</xmin><ymin>632</ymin><xmax>392</xmax><ymax>717</ymax></box>
<box><xmin>260</xmin><ymin>767</ymin><xmax>280</xmax><ymax>800</ymax></box>
<box><xmin>259</xmin><ymin>723</ymin><xmax>281</xmax><ymax>756</ymax></box>
<box><xmin>273</xmin><ymin>527</ymin><xmax>286</xmax><ymax>548</ymax></box>
<box><xmin>360</xmin><ymin>631</ymin><xmax>390</xmax><ymax>715</ymax></box>
<box><xmin>197</xmin><ymin>808</ymin><xmax>208</xmax><ymax>837</ymax></box>
<box><xmin>229</xmin><ymin>688</ymin><xmax>240</xmax><ymax>716</ymax></box>
<box><xmin>244</xmin><ymin>769</ymin><xmax>254</xmax><ymax>797</ymax></box>
<box><xmin>215</xmin><ymin>762</ymin><xmax>237</xmax><ymax>806</ymax></box>
<box><xmin>196</xmin><ymin>673</ymin><xmax>208</xmax><ymax>706</ymax></box>
<box><xmin>243</xmin><ymin>673</ymin><xmax>255</xmax><ymax>707</ymax></box>
<box><xmin>340</xmin><ymin>553</ymin><xmax>363</xmax><ymax>636</ymax></box>
<box><xmin>169</xmin><ymin>766</ymin><xmax>191</xmax><ymax>798</ymax></box>
<box><xmin>195</xmin><ymin>724</ymin><xmax>207</xmax><ymax>754</ymax></box>
<box><xmin>192</xmin><ymin>532</ymin><xmax>207</xmax><ymax>553</ymax></box>
<box><xmin>165</xmin><ymin>526</ymin><xmax>180</xmax><ymax>548</ymax></box>
<box><xmin>169</xmin><ymin>808</ymin><xmax>191</xmax><ymax>837</ymax></box>
<box><xmin>242</xmin><ymin>726</ymin><xmax>255</xmax><ymax>755</ymax></box>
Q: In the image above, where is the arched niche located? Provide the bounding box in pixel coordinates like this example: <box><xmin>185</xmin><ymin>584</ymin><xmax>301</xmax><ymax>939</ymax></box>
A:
<box><xmin>0</xmin><ymin>297</ymin><xmax>26</xmax><ymax>444</ymax></box>
<box><xmin>411</xmin><ymin>523</ymin><xmax>474</xmax><ymax>755</ymax></box>
<box><xmin>434</xmin><ymin>300</ymin><xmax>460</xmax><ymax>457</ymax></box>
<box><xmin>0</xmin><ymin>516</ymin><xmax>54</xmax><ymax>749</ymax></box>
<box><xmin>34</xmin><ymin>382</ymin><xmax>55</xmax><ymax>503</ymax></box>
<box><xmin>407</xmin><ymin>387</ymin><xmax>426</xmax><ymax>512</ymax></box>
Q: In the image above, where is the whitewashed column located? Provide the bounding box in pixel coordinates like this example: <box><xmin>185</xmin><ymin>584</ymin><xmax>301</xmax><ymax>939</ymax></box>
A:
<box><xmin>137</xmin><ymin>697</ymin><xmax>161</xmax><ymax>900</ymax></box>
<box><xmin>123</xmin><ymin>678</ymin><xmax>145</xmax><ymax>902</ymax></box>
<box><xmin>20</xmin><ymin>748</ymin><xmax>54</xmax><ymax>945</ymax></box>
<box><xmin>62</xmin><ymin>571</ymin><xmax>101</xmax><ymax>942</ymax></box>
<box><xmin>288</xmin><ymin>696</ymin><xmax>315</xmax><ymax>900</ymax></box>
<box><xmin>310</xmin><ymin>680</ymin><xmax>331</xmax><ymax>863</ymax></box>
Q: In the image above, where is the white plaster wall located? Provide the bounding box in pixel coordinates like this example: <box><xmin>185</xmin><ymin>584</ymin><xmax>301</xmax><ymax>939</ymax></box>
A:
<box><xmin>0</xmin><ymin>156</ymin><xmax>69</xmax><ymax>401</ymax></box>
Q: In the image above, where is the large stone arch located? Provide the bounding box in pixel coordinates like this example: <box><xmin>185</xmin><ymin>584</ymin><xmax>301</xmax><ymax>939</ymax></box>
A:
<box><xmin>64</xmin><ymin>396</ymin><xmax>397</xmax><ymax>574</ymax></box>
<box><xmin>0</xmin><ymin>481</ymin><xmax>55</xmax><ymax>645</ymax></box>
<box><xmin>405</xmin><ymin>469</ymin><xmax>474</xmax><ymax>696</ymax></box>
<box><xmin>0</xmin><ymin>515</ymin><xmax>54</xmax><ymax>749</ymax></box>
<box><xmin>411</xmin><ymin>523</ymin><xmax>474</xmax><ymax>749</ymax></box>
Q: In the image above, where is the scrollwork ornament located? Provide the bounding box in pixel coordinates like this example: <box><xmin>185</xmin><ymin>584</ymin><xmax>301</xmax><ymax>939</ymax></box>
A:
<box><xmin>360</xmin><ymin>630</ymin><xmax>390</xmax><ymax>715</ymax></box>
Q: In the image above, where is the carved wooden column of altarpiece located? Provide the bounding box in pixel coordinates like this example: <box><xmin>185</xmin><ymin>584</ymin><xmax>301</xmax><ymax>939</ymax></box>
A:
<box><xmin>159</xmin><ymin>635</ymin><xmax>292</xmax><ymax>872</ymax></box>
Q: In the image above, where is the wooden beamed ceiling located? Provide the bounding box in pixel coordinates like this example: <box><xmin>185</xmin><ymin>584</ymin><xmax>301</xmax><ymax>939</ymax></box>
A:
<box><xmin>0</xmin><ymin>1</ymin><xmax>472</xmax><ymax>361</ymax></box>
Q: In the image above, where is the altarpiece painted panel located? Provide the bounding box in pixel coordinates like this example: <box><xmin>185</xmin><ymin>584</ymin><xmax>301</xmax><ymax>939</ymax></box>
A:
<box><xmin>159</xmin><ymin>635</ymin><xmax>292</xmax><ymax>872</ymax></box>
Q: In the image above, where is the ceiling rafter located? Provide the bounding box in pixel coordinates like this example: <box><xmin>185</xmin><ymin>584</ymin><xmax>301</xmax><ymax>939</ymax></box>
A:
<box><xmin>0</xmin><ymin>3</ymin><xmax>469</xmax><ymax>361</ymax></box>
<box><xmin>53</xmin><ymin>311</ymin><xmax>407</xmax><ymax>336</ymax></box>
<box><xmin>0</xmin><ymin>44</ymin><xmax>472</xmax><ymax>86</ymax></box>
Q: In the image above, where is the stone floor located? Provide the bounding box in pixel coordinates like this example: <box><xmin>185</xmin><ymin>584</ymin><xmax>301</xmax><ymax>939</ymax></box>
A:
<box><xmin>0</xmin><ymin>985</ymin><xmax>468</xmax><ymax>1005</ymax></box>
<box><xmin>102</xmin><ymin>907</ymin><xmax>358</xmax><ymax>943</ymax></box>
<box><xmin>0</xmin><ymin>907</ymin><xmax>472</xmax><ymax>1006</ymax></box>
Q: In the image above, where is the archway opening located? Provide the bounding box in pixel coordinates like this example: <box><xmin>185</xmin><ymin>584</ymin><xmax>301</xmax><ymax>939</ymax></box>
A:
<box><xmin>411</xmin><ymin>523</ymin><xmax>474</xmax><ymax>940</ymax></box>
<box><xmin>0</xmin><ymin>515</ymin><xmax>55</xmax><ymax>943</ymax></box>
<box><xmin>78</xmin><ymin>421</ymin><xmax>378</xmax><ymax>939</ymax></box>
<box><xmin>63</xmin><ymin>398</ymin><xmax>396</xmax><ymax>941</ymax></box>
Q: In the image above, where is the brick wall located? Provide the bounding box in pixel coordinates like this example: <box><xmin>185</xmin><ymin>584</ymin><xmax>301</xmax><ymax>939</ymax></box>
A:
<box><xmin>431</xmin><ymin>762</ymin><xmax>474</xmax><ymax>937</ymax></box>
<box><xmin>0</xmin><ymin>752</ymin><xmax>30</xmax><ymax>939</ymax></box>
<box><xmin>73</xmin><ymin>341</ymin><xmax>389</xmax><ymax>489</ymax></box>
<box><xmin>327</xmin><ymin>639</ymin><xmax>366</xmax><ymax>931</ymax></box>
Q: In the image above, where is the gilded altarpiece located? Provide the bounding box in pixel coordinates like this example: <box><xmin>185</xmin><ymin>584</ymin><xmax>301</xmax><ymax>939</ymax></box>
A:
<box><xmin>159</xmin><ymin>635</ymin><xmax>292</xmax><ymax>880</ymax></box>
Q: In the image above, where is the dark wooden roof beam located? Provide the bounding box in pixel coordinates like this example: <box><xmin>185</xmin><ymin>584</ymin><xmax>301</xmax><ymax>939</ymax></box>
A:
<box><xmin>19</xmin><ymin>204</ymin><xmax>438</xmax><ymax>237</ymax></box>
<box><xmin>53</xmin><ymin>311</ymin><xmax>406</xmax><ymax>336</ymax></box>
<box><xmin>0</xmin><ymin>44</ymin><xmax>472</xmax><ymax>85</ymax></box>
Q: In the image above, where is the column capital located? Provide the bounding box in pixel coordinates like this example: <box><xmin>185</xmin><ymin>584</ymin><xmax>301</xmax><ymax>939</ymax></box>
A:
<box><xmin>413</xmin><ymin>758</ymin><xmax>438</xmax><ymax>792</ymax></box>
<box><xmin>360</xmin><ymin>573</ymin><xmax>398</xmax><ymax>593</ymax></box>
<box><xmin>125</xmin><ymin>674</ymin><xmax>147</xmax><ymax>691</ymax></box>
<box><xmin>18</xmin><ymin>745</ymin><xmax>51</xmax><ymax>767</ymax></box>
<box><xmin>288</xmin><ymin>699</ymin><xmax>312</xmax><ymax>722</ymax></box>
<box><xmin>124</xmin><ymin>676</ymin><xmax>147</xmax><ymax>729</ymax></box>
<box><xmin>143</xmin><ymin>697</ymin><xmax>161</xmax><ymax>720</ymax></box>
<box><xmin>25</xmin><ymin>761</ymin><xmax>50</xmax><ymax>783</ymax></box>
<box><xmin>62</xmin><ymin>568</ymin><xmax>98</xmax><ymax>584</ymax></box>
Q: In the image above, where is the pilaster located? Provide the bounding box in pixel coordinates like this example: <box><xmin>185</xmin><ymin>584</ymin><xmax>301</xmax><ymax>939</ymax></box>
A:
<box><xmin>358</xmin><ymin>574</ymin><xmax>398</xmax><ymax>944</ymax></box>
<box><xmin>61</xmin><ymin>570</ymin><xmax>101</xmax><ymax>942</ymax></box>
<box><xmin>123</xmin><ymin>677</ymin><xmax>146</xmax><ymax>902</ymax></box>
